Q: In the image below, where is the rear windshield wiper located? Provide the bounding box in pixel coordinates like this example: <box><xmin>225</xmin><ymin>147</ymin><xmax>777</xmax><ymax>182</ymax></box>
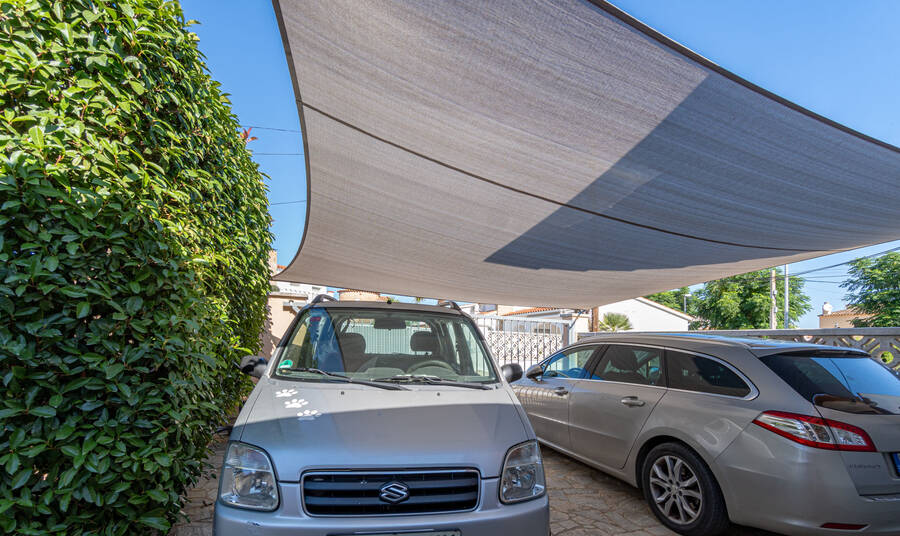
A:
<box><xmin>281</xmin><ymin>368</ymin><xmax>409</xmax><ymax>390</ymax></box>
<box><xmin>372</xmin><ymin>374</ymin><xmax>492</xmax><ymax>390</ymax></box>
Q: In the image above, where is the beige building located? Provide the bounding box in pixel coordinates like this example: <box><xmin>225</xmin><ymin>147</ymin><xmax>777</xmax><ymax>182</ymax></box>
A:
<box><xmin>261</xmin><ymin>252</ymin><xmax>329</xmax><ymax>357</ymax></box>
<box><xmin>260</xmin><ymin>253</ymin><xmax>397</xmax><ymax>357</ymax></box>
<box><xmin>337</xmin><ymin>289</ymin><xmax>389</xmax><ymax>302</ymax></box>
<box><xmin>817</xmin><ymin>304</ymin><xmax>872</xmax><ymax>328</ymax></box>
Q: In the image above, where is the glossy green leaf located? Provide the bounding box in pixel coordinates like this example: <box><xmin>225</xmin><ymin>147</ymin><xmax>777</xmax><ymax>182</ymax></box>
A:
<box><xmin>146</xmin><ymin>489</ymin><xmax>167</xmax><ymax>502</ymax></box>
<box><xmin>30</xmin><ymin>406</ymin><xmax>56</xmax><ymax>418</ymax></box>
<box><xmin>137</xmin><ymin>516</ymin><xmax>169</xmax><ymax>531</ymax></box>
<box><xmin>11</xmin><ymin>469</ymin><xmax>32</xmax><ymax>490</ymax></box>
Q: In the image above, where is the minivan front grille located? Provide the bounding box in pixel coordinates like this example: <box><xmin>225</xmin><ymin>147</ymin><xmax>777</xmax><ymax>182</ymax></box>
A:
<box><xmin>302</xmin><ymin>469</ymin><xmax>479</xmax><ymax>516</ymax></box>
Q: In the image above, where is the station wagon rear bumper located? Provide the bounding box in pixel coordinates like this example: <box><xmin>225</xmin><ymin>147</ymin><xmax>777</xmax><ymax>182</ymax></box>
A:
<box><xmin>716</xmin><ymin>426</ymin><xmax>900</xmax><ymax>535</ymax></box>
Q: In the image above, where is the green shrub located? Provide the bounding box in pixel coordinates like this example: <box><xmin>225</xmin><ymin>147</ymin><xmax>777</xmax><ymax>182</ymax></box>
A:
<box><xmin>0</xmin><ymin>1</ymin><xmax>272</xmax><ymax>533</ymax></box>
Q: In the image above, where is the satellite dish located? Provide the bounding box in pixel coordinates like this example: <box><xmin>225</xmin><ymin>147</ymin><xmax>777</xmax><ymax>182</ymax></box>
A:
<box><xmin>822</xmin><ymin>302</ymin><xmax>833</xmax><ymax>315</ymax></box>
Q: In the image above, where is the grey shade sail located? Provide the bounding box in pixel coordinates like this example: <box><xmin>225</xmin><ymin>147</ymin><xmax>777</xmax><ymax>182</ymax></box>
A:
<box><xmin>272</xmin><ymin>0</ymin><xmax>900</xmax><ymax>308</ymax></box>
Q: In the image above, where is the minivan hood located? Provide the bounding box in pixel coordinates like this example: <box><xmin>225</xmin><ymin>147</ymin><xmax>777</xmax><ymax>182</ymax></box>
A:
<box><xmin>236</xmin><ymin>378</ymin><xmax>530</xmax><ymax>481</ymax></box>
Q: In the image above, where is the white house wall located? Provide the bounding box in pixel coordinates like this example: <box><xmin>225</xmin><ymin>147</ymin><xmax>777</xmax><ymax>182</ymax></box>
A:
<box><xmin>596</xmin><ymin>300</ymin><xmax>689</xmax><ymax>332</ymax></box>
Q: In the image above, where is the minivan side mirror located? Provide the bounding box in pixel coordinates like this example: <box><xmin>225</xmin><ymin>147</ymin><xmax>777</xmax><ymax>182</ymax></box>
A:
<box><xmin>525</xmin><ymin>364</ymin><xmax>543</xmax><ymax>380</ymax></box>
<box><xmin>239</xmin><ymin>355</ymin><xmax>268</xmax><ymax>379</ymax></box>
<box><xmin>501</xmin><ymin>363</ymin><xmax>523</xmax><ymax>383</ymax></box>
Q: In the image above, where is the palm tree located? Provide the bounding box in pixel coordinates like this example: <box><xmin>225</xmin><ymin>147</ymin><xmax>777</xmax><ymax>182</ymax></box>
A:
<box><xmin>597</xmin><ymin>312</ymin><xmax>632</xmax><ymax>332</ymax></box>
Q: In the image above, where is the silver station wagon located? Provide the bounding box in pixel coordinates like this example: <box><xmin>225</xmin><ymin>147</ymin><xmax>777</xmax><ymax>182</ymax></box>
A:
<box><xmin>512</xmin><ymin>333</ymin><xmax>900</xmax><ymax>536</ymax></box>
<box><xmin>215</xmin><ymin>297</ymin><xmax>549</xmax><ymax>536</ymax></box>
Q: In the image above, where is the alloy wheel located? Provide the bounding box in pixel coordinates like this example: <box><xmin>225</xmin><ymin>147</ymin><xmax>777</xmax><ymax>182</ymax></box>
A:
<box><xmin>648</xmin><ymin>455</ymin><xmax>703</xmax><ymax>525</ymax></box>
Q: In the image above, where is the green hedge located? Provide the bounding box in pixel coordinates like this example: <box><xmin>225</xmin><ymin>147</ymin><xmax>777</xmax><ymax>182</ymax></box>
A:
<box><xmin>0</xmin><ymin>1</ymin><xmax>272</xmax><ymax>533</ymax></box>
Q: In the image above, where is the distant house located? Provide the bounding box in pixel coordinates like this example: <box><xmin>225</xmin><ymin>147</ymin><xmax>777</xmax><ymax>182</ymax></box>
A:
<box><xmin>463</xmin><ymin>297</ymin><xmax>692</xmax><ymax>338</ymax></box>
<box><xmin>817</xmin><ymin>303</ymin><xmax>872</xmax><ymax>328</ymax></box>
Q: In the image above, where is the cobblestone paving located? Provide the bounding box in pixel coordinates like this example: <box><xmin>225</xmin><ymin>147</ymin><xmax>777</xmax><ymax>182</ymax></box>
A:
<box><xmin>170</xmin><ymin>441</ymin><xmax>775</xmax><ymax>536</ymax></box>
<box><xmin>169</xmin><ymin>436</ymin><xmax>226</xmax><ymax>536</ymax></box>
<box><xmin>541</xmin><ymin>447</ymin><xmax>773</xmax><ymax>536</ymax></box>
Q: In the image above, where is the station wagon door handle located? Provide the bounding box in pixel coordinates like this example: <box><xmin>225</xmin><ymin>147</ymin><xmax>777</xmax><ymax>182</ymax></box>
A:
<box><xmin>553</xmin><ymin>387</ymin><xmax>569</xmax><ymax>396</ymax></box>
<box><xmin>620</xmin><ymin>396</ymin><xmax>645</xmax><ymax>407</ymax></box>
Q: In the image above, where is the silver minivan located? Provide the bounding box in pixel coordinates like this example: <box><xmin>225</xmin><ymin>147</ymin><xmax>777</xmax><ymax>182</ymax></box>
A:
<box><xmin>214</xmin><ymin>297</ymin><xmax>549</xmax><ymax>535</ymax></box>
<box><xmin>513</xmin><ymin>333</ymin><xmax>900</xmax><ymax>536</ymax></box>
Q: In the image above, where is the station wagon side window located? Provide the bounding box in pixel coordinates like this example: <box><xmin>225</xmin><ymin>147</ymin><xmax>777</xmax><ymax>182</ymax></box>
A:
<box><xmin>591</xmin><ymin>345</ymin><xmax>664</xmax><ymax>386</ymax></box>
<box><xmin>542</xmin><ymin>346</ymin><xmax>598</xmax><ymax>379</ymax></box>
<box><xmin>666</xmin><ymin>350</ymin><xmax>751</xmax><ymax>398</ymax></box>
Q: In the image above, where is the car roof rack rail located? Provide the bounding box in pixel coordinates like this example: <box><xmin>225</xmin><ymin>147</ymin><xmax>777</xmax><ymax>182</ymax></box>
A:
<box><xmin>437</xmin><ymin>300</ymin><xmax>462</xmax><ymax>312</ymax></box>
<box><xmin>309</xmin><ymin>293</ymin><xmax>337</xmax><ymax>305</ymax></box>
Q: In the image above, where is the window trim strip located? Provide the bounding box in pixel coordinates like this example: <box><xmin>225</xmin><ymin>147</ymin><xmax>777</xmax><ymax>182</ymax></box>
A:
<box><xmin>559</xmin><ymin>341</ymin><xmax>759</xmax><ymax>401</ymax></box>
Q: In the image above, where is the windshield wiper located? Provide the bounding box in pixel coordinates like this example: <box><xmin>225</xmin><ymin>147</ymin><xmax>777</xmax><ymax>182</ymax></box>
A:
<box><xmin>281</xmin><ymin>368</ymin><xmax>409</xmax><ymax>390</ymax></box>
<box><xmin>372</xmin><ymin>374</ymin><xmax>492</xmax><ymax>390</ymax></box>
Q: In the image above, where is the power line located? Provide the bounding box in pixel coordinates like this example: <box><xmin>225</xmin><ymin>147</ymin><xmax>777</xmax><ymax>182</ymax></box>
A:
<box><xmin>790</xmin><ymin>245</ymin><xmax>900</xmax><ymax>277</ymax></box>
<box><xmin>714</xmin><ymin>244</ymin><xmax>900</xmax><ymax>285</ymax></box>
<box><xmin>241</xmin><ymin>125</ymin><xmax>301</xmax><ymax>133</ymax></box>
<box><xmin>270</xmin><ymin>200</ymin><xmax>307</xmax><ymax>206</ymax></box>
<box><xmin>253</xmin><ymin>152</ymin><xmax>304</xmax><ymax>156</ymax></box>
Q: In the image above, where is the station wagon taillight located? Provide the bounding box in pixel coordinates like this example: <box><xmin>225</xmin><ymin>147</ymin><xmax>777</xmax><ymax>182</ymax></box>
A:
<box><xmin>753</xmin><ymin>411</ymin><xmax>876</xmax><ymax>452</ymax></box>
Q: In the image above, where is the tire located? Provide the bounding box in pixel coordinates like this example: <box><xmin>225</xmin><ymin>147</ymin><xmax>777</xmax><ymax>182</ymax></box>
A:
<box><xmin>641</xmin><ymin>442</ymin><xmax>730</xmax><ymax>536</ymax></box>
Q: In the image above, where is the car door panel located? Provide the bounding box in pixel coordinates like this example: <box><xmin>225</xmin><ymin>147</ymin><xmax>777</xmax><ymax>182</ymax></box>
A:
<box><xmin>568</xmin><ymin>344</ymin><xmax>667</xmax><ymax>469</ymax></box>
<box><xmin>517</xmin><ymin>376</ymin><xmax>575</xmax><ymax>448</ymax></box>
<box><xmin>569</xmin><ymin>382</ymin><xmax>665</xmax><ymax>469</ymax></box>
<box><xmin>513</xmin><ymin>345</ymin><xmax>600</xmax><ymax>450</ymax></box>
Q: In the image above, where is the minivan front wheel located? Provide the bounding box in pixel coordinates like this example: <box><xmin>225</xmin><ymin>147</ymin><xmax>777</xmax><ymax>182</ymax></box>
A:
<box><xmin>641</xmin><ymin>443</ymin><xmax>729</xmax><ymax>536</ymax></box>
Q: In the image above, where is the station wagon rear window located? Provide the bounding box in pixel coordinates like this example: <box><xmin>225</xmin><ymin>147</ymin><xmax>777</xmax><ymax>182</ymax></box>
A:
<box><xmin>760</xmin><ymin>353</ymin><xmax>900</xmax><ymax>415</ymax></box>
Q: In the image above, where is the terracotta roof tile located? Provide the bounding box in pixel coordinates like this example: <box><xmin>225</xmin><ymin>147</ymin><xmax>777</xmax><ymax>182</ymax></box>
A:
<box><xmin>820</xmin><ymin>308</ymin><xmax>872</xmax><ymax>317</ymax></box>
<box><xmin>501</xmin><ymin>307</ymin><xmax>557</xmax><ymax>316</ymax></box>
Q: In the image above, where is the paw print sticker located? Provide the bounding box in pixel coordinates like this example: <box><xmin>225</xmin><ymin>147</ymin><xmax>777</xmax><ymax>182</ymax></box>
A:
<box><xmin>275</xmin><ymin>388</ymin><xmax>297</xmax><ymax>398</ymax></box>
<box><xmin>284</xmin><ymin>398</ymin><xmax>308</xmax><ymax>409</ymax></box>
<box><xmin>297</xmin><ymin>409</ymin><xmax>321</xmax><ymax>420</ymax></box>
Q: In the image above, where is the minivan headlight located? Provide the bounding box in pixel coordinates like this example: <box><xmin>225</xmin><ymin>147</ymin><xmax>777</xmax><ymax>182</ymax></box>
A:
<box><xmin>500</xmin><ymin>440</ymin><xmax>546</xmax><ymax>503</ymax></box>
<box><xmin>219</xmin><ymin>442</ymin><xmax>279</xmax><ymax>511</ymax></box>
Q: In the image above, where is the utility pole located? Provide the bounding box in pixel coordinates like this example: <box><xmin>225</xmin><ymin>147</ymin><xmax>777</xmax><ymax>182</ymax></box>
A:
<box><xmin>769</xmin><ymin>270</ymin><xmax>777</xmax><ymax>329</ymax></box>
<box><xmin>784</xmin><ymin>264</ymin><xmax>790</xmax><ymax>329</ymax></box>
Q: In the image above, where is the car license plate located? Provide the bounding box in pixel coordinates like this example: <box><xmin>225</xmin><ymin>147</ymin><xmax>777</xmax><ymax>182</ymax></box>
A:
<box><xmin>892</xmin><ymin>453</ymin><xmax>900</xmax><ymax>476</ymax></box>
<box><xmin>349</xmin><ymin>533</ymin><xmax>459</xmax><ymax>536</ymax></box>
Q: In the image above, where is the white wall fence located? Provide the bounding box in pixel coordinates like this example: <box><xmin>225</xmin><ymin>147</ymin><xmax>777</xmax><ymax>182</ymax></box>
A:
<box><xmin>578</xmin><ymin>327</ymin><xmax>900</xmax><ymax>371</ymax></box>
<box><xmin>345</xmin><ymin>323</ymin><xmax>430</xmax><ymax>354</ymax></box>
<box><xmin>472</xmin><ymin>315</ymin><xmax>573</xmax><ymax>371</ymax></box>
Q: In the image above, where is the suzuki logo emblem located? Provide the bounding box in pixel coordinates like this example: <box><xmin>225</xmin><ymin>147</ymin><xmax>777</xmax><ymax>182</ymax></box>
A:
<box><xmin>378</xmin><ymin>481</ymin><xmax>410</xmax><ymax>504</ymax></box>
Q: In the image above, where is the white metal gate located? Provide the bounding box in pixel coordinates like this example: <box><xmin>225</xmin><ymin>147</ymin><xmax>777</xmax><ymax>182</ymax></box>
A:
<box><xmin>472</xmin><ymin>315</ymin><xmax>571</xmax><ymax>371</ymax></box>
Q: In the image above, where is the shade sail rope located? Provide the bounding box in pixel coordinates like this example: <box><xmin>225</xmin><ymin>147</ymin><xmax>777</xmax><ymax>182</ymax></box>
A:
<box><xmin>302</xmin><ymin>102</ymin><xmax>819</xmax><ymax>253</ymax></box>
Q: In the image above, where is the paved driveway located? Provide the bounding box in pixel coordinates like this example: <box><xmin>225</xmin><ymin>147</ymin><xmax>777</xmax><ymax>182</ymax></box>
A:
<box><xmin>171</xmin><ymin>441</ymin><xmax>775</xmax><ymax>536</ymax></box>
<box><xmin>541</xmin><ymin>447</ymin><xmax>773</xmax><ymax>536</ymax></box>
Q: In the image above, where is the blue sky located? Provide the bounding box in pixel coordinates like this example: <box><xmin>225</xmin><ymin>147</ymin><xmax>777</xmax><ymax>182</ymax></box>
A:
<box><xmin>182</xmin><ymin>0</ymin><xmax>900</xmax><ymax>328</ymax></box>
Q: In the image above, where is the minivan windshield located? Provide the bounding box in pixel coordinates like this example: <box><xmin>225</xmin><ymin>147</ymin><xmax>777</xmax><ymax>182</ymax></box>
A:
<box><xmin>761</xmin><ymin>353</ymin><xmax>900</xmax><ymax>415</ymax></box>
<box><xmin>273</xmin><ymin>308</ymin><xmax>499</xmax><ymax>384</ymax></box>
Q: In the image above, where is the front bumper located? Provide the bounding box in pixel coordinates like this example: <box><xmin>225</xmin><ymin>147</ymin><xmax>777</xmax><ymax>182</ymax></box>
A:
<box><xmin>214</xmin><ymin>477</ymin><xmax>549</xmax><ymax>536</ymax></box>
<box><xmin>716</xmin><ymin>425</ymin><xmax>900</xmax><ymax>535</ymax></box>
